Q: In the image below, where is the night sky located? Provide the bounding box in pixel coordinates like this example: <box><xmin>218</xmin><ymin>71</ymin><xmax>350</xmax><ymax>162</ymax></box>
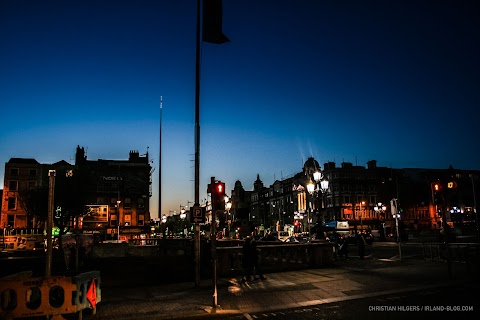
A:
<box><xmin>1</xmin><ymin>0</ymin><xmax>479</xmax><ymax>218</ymax></box>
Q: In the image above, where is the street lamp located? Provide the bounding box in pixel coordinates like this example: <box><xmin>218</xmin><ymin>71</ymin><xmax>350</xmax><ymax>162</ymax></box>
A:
<box><xmin>359</xmin><ymin>201</ymin><xmax>366</xmax><ymax>229</ymax></box>
<box><xmin>317</xmin><ymin>172</ymin><xmax>329</xmax><ymax>222</ymax></box>
<box><xmin>374</xmin><ymin>202</ymin><xmax>387</xmax><ymax>240</ymax></box>
<box><xmin>223</xmin><ymin>196</ymin><xmax>232</xmax><ymax>236</ymax></box>
<box><xmin>309</xmin><ymin>171</ymin><xmax>329</xmax><ymax>223</ymax></box>
<box><xmin>116</xmin><ymin>200</ymin><xmax>121</xmax><ymax>242</ymax></box>
<box><xmin>306</xmin><ymin>179</ymin><xmax>315</xmax><ymax>233</ymax></box>
<box><xmin>180</xmin><ymin>206</ymin><xmax>187</xmax><ymax>220</ymax></box>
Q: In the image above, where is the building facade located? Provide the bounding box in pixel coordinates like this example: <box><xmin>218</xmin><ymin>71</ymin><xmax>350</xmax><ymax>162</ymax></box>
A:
<box><xmin>1</xmin><ymin>158</ymin><xmax>43</xmax><ymax>228</ymax></box>
<box><xmin>1</xmin><ymin>146</ymin><xmax>152</xmax><ymax>240</ymax></box>
<box><xmin>233</xmin><ymin>158</ymin><xmax>479</xmax><ymax>236</ymax></box>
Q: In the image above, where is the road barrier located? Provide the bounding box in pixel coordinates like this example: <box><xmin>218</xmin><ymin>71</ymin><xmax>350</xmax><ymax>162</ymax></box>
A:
<box><xmin>0</xmin><ymin>270</ymin><xmax>101</xmax><ymax>320</ymax></box>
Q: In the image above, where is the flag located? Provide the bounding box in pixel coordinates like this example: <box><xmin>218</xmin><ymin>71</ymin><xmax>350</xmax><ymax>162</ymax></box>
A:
<box><xmin>202</xmin><ymin>0</ymin><xmax>229</xmax><ymax>44</ymax></box>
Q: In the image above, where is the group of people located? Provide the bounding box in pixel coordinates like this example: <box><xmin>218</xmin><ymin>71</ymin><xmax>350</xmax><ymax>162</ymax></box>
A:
<box><xmin>240</xmin><ymin>229</ymin><xmax>370</xmax><ymax>283</ymax></box>
<box><xmin>331</xmin><ymin>230</ymin><xmax>369</xmax><ymax>260</ymax></box>
<box><xmin>241</xmin><ymin>235</ymin><xmax>266</xmax><ymax>282</ymax></box>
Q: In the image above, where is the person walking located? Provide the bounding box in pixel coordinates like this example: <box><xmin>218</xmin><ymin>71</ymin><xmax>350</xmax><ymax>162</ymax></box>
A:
<box><xmin>357</xmin><ymin>230</ymin><xmax>367</xmax><ymax>260</ymax></box>
<box><xmin>241</xmin><ymin>236</ymin><xmax>254</xmax><ymax>282</ymax></box>
<box><xmin>250</xmin><ymin>236</ymin><xmax>266</xmax><ymax>280</ymax></box>
<box><xmin>337</xmin><ymin>234</ymin><xmax>349</xmax><ymax>260</ymax></box>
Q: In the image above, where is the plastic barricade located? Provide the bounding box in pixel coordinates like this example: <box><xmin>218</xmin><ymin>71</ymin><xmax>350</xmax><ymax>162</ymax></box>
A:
<box><xmin>0</xmin><ymin>270</ymin><xmax>101</xmax><ymax>320</ymax></box>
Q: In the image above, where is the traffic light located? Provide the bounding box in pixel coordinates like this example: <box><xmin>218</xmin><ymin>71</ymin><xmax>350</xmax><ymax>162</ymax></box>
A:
<box><xmin>431</xmin><ymin>181</ymin><xmax>442</xmax><ymax>193</ymax></box>
<box><xmin>431</xmin><ymin>181</ymin><xmax>442</xmax><ymax>204</ymax></box>
<box><xmin>215</xmin><ymin>182</ymin><xmax>225</xmax><ymax>195</ymax></box>
<box><xmin>209</xmin><ymin>180</ymin><xmax>226</xmax><ymax>211</ymax></box>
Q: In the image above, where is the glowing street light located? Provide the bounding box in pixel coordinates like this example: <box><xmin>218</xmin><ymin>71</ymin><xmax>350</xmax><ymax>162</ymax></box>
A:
<box><xmin>374</xmin><ymin>202</ymin><xmax>387</xmax><ymax>240</ymax></box>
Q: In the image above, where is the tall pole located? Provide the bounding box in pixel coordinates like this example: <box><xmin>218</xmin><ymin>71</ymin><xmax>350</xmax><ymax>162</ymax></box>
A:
<box><xmin>159</xmin><ymin>96</ymin><xmax>162</xmax><ymax>220</ymax></box>
<box><xmin>211</xmin><ymin>209</ymin><xmax>218</xmax><ymax>308</ymax></box>
<box><xmin>194</xmin><ymin>0</ymin><xmax>202</xmax><ymax>288</ymax></box>
<box><xmin>46</xmin><ymin>170</ymin><xmax>56</xmax><ymax>277</ymax></box>
<box><xmin>472</xmin><ymin>174</ymin><xmax>479</xmax><ymax>242</ymax></box>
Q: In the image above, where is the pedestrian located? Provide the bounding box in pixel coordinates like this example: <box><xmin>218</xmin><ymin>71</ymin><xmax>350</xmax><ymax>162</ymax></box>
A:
<box><xmin>250</xmin><ymin>236</ymin><xmax>266</xmax><ymax>280</ymax></box>
<box><xmin>337</xmin><ymin>234</ymin><xmax>349</xmax><ymax>260</ymax></box>
<box><xmin>357</xmin><ymin>230</ymin><xmax>366</xmax><ymax>260</ymax></box>
<box><xmin>331</xmin><ymin>232</ymin><xmax>340</xmax><ymax>260</ymax></box>
<box><xmin>241</xmin><ymin>236</ymin><xmax>254</xmax><ymax>282</ymax></box>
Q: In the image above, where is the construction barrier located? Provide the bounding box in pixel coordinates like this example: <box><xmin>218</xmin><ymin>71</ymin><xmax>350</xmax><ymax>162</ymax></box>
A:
<box><xmin>1</xmin><ymin>235</ymin><xmax>45</xmax><ymax>251</ymax></box>
<box><xmin>0</xmin><ymin>270</ymin><xmax>101</xmax><ymax>320</ymax></box>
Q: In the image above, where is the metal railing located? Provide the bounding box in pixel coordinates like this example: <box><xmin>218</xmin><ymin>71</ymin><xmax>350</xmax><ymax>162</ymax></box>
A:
<box><xmin>422</xmin><ymin>242</ymin><xmax>480</xmax><ymax>264</ymax></box>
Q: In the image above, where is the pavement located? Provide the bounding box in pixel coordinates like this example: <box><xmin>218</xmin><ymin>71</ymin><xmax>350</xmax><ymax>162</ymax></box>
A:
<box><xmin>82</xmin><ymin>252</ymin><xmax>479</xmax><ymax>320</ymax></box>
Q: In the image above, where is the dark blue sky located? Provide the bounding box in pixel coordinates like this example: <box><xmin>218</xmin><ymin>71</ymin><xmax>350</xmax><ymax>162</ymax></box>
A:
<box><xmin>1</xmin><ymin>0</ymin><xmax>479</xmax><ymax>218</ymax></box>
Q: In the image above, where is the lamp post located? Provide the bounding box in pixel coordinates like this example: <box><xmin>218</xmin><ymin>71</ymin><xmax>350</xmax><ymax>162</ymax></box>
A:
<box><xmin>306</xmin><ymin>179</ymin><xmax>315</xmax><ymax>234</ymax></box>
<box><xmin>359</xmin><ymin>201</ymin><xmax>366</xmax><ymax>230</ymax></box>
<box><xmin>225</xmin><ymin>198</ymin><xmax>232</xmax><ymax>236</ymax></box>
<box><xmin>46</xmin><ymin>170</ymin><xmax>56</xmax><ymax>277</ymax></box>
<box><xmin>374</xmin><ymin>202</ymin><xmax>387</xmax><ymax>241</ymax></box>
<box><xmin>116</xmin><ymin>200</ymin><xmax>121</xmax><ymax>242</ymax></box>
<box><xmin>391</xmin><ymin>198</ymin><xmax>402</xmax><ymax>260</ymax></box>
<box><xmin>180</xmin><ymin>206</ymin><xmax>187</xmax><ymax>220</ymax></box>
<box><xmin>314</xmin><ymin>171</ymin><xmax>329</xmax><ymax>223</ymax></box>
<box><xmin>308</xmin><ymin>171</ymin><xmax>329</xmax><ymax>225</ymax></box>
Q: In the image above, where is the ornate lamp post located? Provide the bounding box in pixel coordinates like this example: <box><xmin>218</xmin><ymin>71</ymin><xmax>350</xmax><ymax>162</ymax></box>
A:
<box><xmin>309</xmin><ymin>171</ymin><xmax>329</xmax><ymax>224</ymax></box>
<box><xmin>374</xmin><ymin>202</ymin><xmax>387</xmax><ymax>241</ymax></box>
<box><xmin>180</xmin><ymin>206</ymin><xmax>187</xmax><ymax>220</ymax></box>
<box><xmin>359</xmin><ymin>201</ymin><xmax>366</xmax><ymax>229</ymax></box>
<box><xmin>225</xmin><ymin>197</ymin><xmax>232</xmax><ymax>235</ymax></box>
<box><xmin>306</xmin><ymin>179</ymin><xmax>315</xmax><ymax>234</ymax></box>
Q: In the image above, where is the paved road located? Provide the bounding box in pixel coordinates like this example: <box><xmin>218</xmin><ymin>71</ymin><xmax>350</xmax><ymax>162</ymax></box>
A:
<box><xmin>76</xmin><ymin>249</ymin><xmax>479</xmax><ymax>320</ymax></box>
<box><xmin>213</xmin><ymin>282</ymin><xmax>479</xmax><ymax>320</ymax></box>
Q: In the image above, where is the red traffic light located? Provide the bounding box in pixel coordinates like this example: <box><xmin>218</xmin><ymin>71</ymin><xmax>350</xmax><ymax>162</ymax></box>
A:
<box><xmin>431</xmin><ymin>182</ymin><xmax>442</xmax><ymax>192</ymax></box>
<box><xmin>215</xmin><ymin>182</ymin><xmax>225</xmax><ymax>195</ymax></box>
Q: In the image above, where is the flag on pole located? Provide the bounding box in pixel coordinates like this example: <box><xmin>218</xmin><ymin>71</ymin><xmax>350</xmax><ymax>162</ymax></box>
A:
<box><xmin>202</xmin><ymin>0</ymin><xmax>229</xmax><ymax>44</ymax></box>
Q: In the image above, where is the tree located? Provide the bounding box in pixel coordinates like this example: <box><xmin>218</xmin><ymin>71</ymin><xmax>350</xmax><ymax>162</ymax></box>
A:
<box><xmin>17</xmin><ymin>185</ymin><xmax>48</xmax><ymax>228</ymax></box>
<box><xmin>52</xmin><ymin>166</ymin><xmax>91</xmax><ymax>250</ymax></box>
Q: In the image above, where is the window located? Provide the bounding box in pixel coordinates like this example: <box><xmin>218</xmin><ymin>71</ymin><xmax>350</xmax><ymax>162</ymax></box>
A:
<box><xmin>124</xmin><ymin>214</ymin><xmax>131</xmax><ymax>226</ymax></box>
<box><xmin>110</xmin><ymin>214</ymin><xmax>117</xmax><ymax>226</ymax></box>
<box><xmin>138</xmin><ymin>197</ymin><xmax>145</xmax><ymax>209</ymax></box>
<box><xmin>8</xmin><ymin>197</ymin><xmax>16</xmax><ymax>210</ymax></box>
<box><xmin>124</xmin><ymin>198</ymin><xmax>131</xmax><ymax>209</ymax></box>
<box><xmin>138</xmin><ymin>214</ymin><xmax>144</xmax><ymax>226</ymax></box>
<box><xmin>28</xmin><ymin>181</ymin><xmax>37</xmax><ymax>189</ymax></box>
<box><xmin>10</xmin><ymin>168</ymin><xmax>19</xmax><ymax>176</ymax></box>
<box><xmin>9</xmin><ymin>181</ymin><xmax>18</xmax><ymax>191</ymax></box>
<box><xmin>7</xmin><ymin>215</ymin><xmax>14</xmax><ymax>227</ymax></box>
<box><xmin>29</xmin><ymin>169</ymin><xmax>37</xmax><ymax>176</ymax></box>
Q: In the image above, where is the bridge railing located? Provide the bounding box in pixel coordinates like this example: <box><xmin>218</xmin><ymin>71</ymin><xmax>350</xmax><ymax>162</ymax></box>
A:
<box><xmin>421</xmin><ymin>242</ymin><xmax>480</xmax><ymax>264</ymax></box>
<box><xmin>216</xmin><ymin>242</ymin><xmax>335</xmax><ymax>276</ymax></box>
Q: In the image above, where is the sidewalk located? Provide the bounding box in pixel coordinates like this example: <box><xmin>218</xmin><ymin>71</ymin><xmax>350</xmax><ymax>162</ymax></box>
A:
<box><xmin>83</xmin><ymin>256</ymin><xmax>478</xmax><ymax>320</ymax></box>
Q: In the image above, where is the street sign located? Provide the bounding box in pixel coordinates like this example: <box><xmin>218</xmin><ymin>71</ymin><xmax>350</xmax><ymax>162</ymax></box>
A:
<box><xmin>190</xmin><ymin>206</ymin><xmax>205</xmax><ymax>224</ymax></box>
